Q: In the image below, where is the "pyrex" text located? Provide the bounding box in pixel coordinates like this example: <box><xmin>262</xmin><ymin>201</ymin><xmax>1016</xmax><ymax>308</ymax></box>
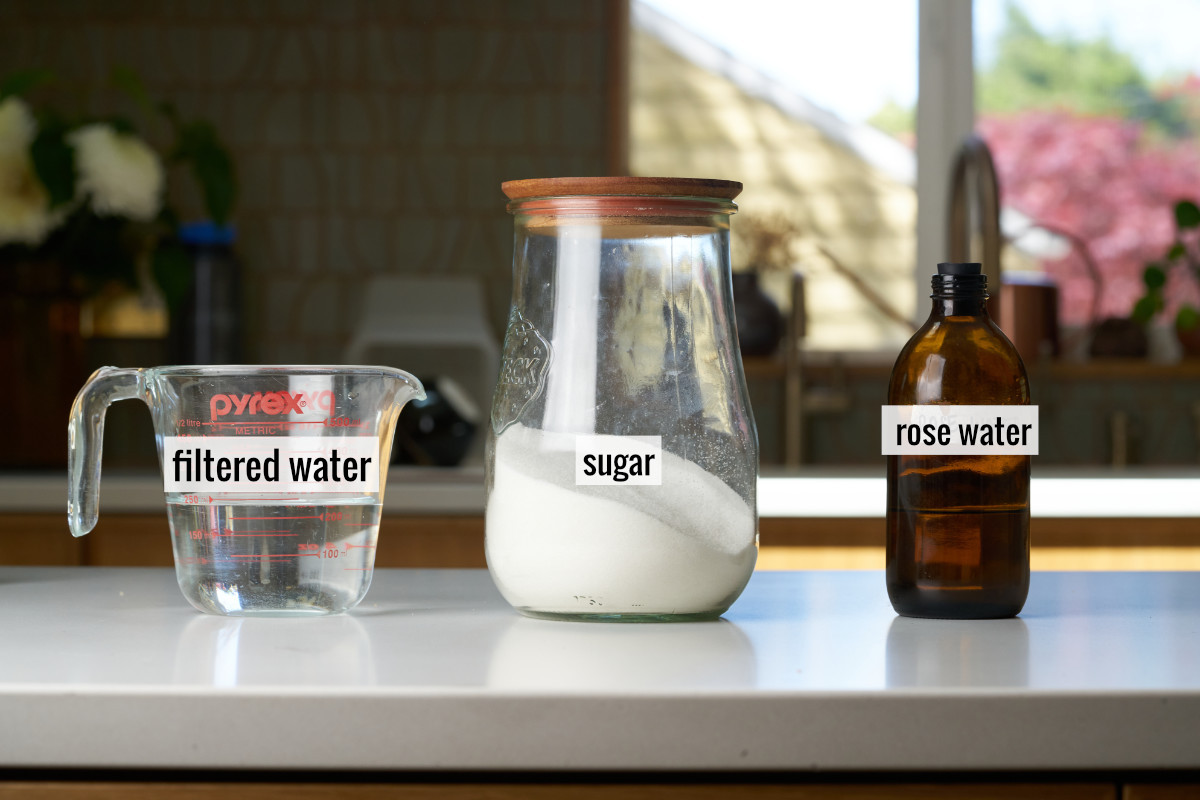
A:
<box><xmin>208</xmin><ymin>390</ymin><xmax>334</xmax><ymax>419</ymax></box>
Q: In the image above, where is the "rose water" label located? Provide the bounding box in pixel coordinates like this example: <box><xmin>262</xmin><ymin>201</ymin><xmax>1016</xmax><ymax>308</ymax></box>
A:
<box><xmin>881</xmin><ymin>405</ymin><xmax>1039</xmax><ymax>455</ymax></box>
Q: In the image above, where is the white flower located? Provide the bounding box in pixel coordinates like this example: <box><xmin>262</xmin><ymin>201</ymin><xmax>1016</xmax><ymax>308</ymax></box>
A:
<box><xmin>0</xmin><ymin>96</ymin><xmax>36</xmax><ymax>158</ymax></box>
<box><xmin>69</xmin><ymin>123</ymin><xmax>164</xmax><ymax>222</ymax></box>
<box><xmin>0</xmin><ymin>96</ymin><xmax>60</xmax><ymax>246</ymax></box>
<box><xmin>0</xmin><ymin>157</ymin><xmax>60</xmax><ymax>246</ymax></box>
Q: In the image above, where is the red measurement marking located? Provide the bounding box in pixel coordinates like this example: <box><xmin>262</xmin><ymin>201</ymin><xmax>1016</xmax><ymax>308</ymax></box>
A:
<box><xmin>201</xmin><ymin>420</ymin><xmax>331</xmax><ymax>426</ymax></box>
<box><xmin>229</xmin><ymin>515</ymin><xmax>322</xmax><ymax>520</ymax></box>
<box><xmin>222</xmin><ymin>497</ymin><xmax>304</xmax><ymax>502</ymax></box>
<box><xmin>228</xmin><ymin>529</ymin><xmax>299</xmax><ymax>534</ymax></box>
<box><xmin>346</xmin><ymin>544</ymin><xmax>376</xmax><ymax>550</ymax></box>
<box><xmin>198</xmin><ymin>420</ymin><xmax>369</xmax><ymax>429</ymax></box>
<box><xmin>229</xmin><ymin>553</ymin><xmax>317</xmax><ymax>559</ymax></box>
<box><xmin>181</xmin><ymin>496</ymin><xmax>313</xmax><ymax>506</ymax></box>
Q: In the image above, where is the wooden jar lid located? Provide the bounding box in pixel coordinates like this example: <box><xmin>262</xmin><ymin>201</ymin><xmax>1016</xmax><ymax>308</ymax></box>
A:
<box><xmin>501</xmin><ymin>177</ymin><xmax>742</xmax><ymax>201</ymax></box>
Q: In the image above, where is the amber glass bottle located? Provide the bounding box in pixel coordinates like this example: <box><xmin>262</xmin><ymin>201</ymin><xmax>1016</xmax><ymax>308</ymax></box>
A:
<box><xmin>886</xmin><ymin>262</ymin><xmax>1030</xmax><ymax>619</ymax></box>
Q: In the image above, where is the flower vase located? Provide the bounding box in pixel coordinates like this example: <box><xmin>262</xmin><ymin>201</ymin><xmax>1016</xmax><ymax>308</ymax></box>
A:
<box><xmin>731</xmin><ymin>271</ymin><xmax>784</xmax><ymax>357</ymax></box>
<box><xmin>0</xmin><ymin>260</ymin><xmax>85</xmax><ymax>469</ymax></box>
<box><xmin>1177</xmin><ymin>326</ymin><xmax>1200</xmax><ymax>359</ymax></box>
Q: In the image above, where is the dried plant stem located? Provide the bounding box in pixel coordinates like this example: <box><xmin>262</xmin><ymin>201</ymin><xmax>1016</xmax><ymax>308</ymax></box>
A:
<box><xmin>815</xmin><ymin>244</ymin><xmax>916</xmax><ymax>332</ymax></box>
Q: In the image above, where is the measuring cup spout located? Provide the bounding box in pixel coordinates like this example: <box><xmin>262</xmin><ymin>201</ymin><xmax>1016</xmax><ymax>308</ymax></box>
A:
<box><xmin>393</xmin><ymin>371</ymin><xmax>427</xmax><ymax>408</ymax></box>
<box><xmin>68</xmin><ymin>367</ymin><xmax>145</xmax><ymax>537</ymax></box>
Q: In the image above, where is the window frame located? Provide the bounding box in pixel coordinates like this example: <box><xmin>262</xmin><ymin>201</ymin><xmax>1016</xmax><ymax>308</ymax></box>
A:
<box><xmin>915</xmin><ymin>0</ymin><xmax>975</xmax><ymax>324</ymax></box>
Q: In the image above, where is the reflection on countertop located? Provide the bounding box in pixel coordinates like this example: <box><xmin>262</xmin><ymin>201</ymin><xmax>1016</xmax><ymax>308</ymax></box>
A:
<box><xmin>2</xmin><ymin>568</ymin><xmax>1198</xmax><ymax>771</ymax></box>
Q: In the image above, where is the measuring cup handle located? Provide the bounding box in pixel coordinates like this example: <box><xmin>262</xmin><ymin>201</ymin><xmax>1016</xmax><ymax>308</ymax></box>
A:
<box><xmin>68</xmin><ymin>367</ymin><xmax>146</xmax><ymax>537</ymax></box>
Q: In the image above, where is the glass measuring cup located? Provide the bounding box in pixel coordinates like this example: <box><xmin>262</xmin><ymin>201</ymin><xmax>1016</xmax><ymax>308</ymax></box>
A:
<box><xmin>69</xmin><ymin>365</ymin><xmax>424</xmax><ymax>616</ymax></box>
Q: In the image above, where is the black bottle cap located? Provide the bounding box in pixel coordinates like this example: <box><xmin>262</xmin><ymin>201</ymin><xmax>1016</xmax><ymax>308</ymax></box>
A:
<box><xmin>937</xmin><ymin>262</ymin><xmax>982</xmax><ymax>275</ymax></box>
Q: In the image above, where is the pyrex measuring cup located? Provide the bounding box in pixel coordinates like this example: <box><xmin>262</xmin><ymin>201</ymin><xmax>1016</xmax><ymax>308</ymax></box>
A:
<box><xmin>69</xmin><ymin>366</ymin><xmax>424</xmax><ymax>616</ymax></box>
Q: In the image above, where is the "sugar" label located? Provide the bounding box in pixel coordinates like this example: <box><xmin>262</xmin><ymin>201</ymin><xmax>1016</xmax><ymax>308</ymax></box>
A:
<box><xmin>881</xmin><ymin>405</ymin><xmax>1039</xmax><ymax>455</ymax></box>
<box><xmin>575</xmin><ymin>435</ymin><xmax>663</xmax><ymax>486</ymax></box>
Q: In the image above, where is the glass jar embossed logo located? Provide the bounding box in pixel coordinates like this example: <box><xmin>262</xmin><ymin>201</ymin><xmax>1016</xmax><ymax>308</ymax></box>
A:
<box><xmin>492</xmin><ymin>309</ymin><xmax>550</xmax><ymax>434</ymax></box>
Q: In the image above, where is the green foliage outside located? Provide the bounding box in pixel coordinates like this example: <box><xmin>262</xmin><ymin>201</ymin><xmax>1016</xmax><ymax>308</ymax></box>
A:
<box><xmin>867</xmin><ymin>99</ymin><xmax>914</xmax><ymax>139</ymax></box>
<box><xmin>978</xmin><ymin>3</ymin><xmax>1189</xmax><ymax>136</ymax></box>
<box><xmin>870</xmin><ymin>1</ymin><xmax>1192</xmax><ymax>139</ymax></box>
<box><xmin>1132</xmin><ymin>200</ymin><xmax>1200</xmax><ymax>331</ymax></box>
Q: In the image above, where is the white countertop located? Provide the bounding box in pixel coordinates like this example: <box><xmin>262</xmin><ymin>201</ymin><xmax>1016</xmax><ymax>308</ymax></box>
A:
<box><xmin>1</xmin><ymin>567</ymin><xmax>1198</xmax><ymax>772</ymax></box>
<box><xmin>6</xmin><ymin>467</ymin><xmax>1200</xmax><ymax>517</ymax></box>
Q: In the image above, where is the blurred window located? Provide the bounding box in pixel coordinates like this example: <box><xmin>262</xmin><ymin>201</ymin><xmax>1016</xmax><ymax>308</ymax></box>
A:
<box><xmin>976</xmin><ymin>0</ymin><xmax>1200</xmax><ymax>332</ymax></box>
<box><xmin>632</xmin><ymin>0</ymin><xmax>1200</xmax><ymax>348</ymax></box>
<box><xmin>630</xmin><ymin>0</ymin><xmax>919</xmax><ymax>352</ymax></box>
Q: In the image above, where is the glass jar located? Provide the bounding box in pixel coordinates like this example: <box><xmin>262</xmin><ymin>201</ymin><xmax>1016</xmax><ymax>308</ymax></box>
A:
<box><xmin>485</xmin><ymin>177</ymin><xmax>759</xmax><ymax>621</ymax></box>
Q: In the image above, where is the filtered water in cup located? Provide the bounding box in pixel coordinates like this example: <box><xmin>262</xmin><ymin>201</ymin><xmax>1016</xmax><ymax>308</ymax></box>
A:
<box><xmin>167</xmin><ymin>497</ymin><xmax>382</xmax><ymax>615</ymax></box>
<box><xmin>69</xmin><ymin>365</ymin><xmax>424</xmax><ymax>616</ymax></box>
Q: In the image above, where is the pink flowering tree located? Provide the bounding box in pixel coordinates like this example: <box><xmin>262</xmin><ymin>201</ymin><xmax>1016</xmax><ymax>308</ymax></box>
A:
<box><xmin>980</xmin><ymin>111</ymin><xmax>1200</xmax><ymax>327</ymax></box>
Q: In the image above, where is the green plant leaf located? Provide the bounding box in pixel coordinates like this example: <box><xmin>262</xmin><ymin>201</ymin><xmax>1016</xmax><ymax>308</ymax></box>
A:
<box><xmin>152</xmin><ymin>241</ymin><xmax>193</xmax><ymax>314</ymax></box>
<box><xmin>1177</xmin><ymin>305</ymin><xmax>1200</xmax><ymax>331</ymax></box>
<box><xmin>0</xmin><ymin>68</ymin><xmax>52</xmax><ymax>100</ymax></box>
<box><xmin>170</xmin><ymin>119</ymin><xmax>205</xmax><ymax>162</ymax></box>
<box><xmin>1143</xmin><ymin>263</ymin><xmax>1167</xmax><ymax>289</ymax></box>
<box><xmin>108</xmin><ymin>115</ymin><xmax>137</xmax><ymax>135</ymax></box>
<box><xmin>29</xmin><ymin>128</ymin><xmax>75</xmax><ymax>208</ymax></box>
<box><xmin>157</xmin><ymin>101</ymin><xmax>181</xmax><ymax>126</ymax></box>
<box><xmin>1168</xmin><ymin>242</ymin><xmax>1187</xmax><ymax>261</ymax></box>
<box><xmin>111</xmin><ymin>65</ymin><xmax>154</xmax><ymax>115</ymax></box>
<box><xmin>1131</xmin><ymin>295</ymin><xmax>1159</xmax><ymax>324</ymax></box>
<box><xmin>171</xmin><ymin>121</ymin><xmax>237</xmax><ymax>224</ymax></box>
<box><xmin>195</xmin><ymin>142</ymin><xmax>236</xmax><ymax>224</ymax></box>
<box><xmin>157</xmin><ymin>203</ymin><xmax>180</xmax><ymax>229</ymax></box>
<box><xmin>1175</xmin><ymin>200</ymin><xmax>1200</xmax><ymax>229</ymax></box>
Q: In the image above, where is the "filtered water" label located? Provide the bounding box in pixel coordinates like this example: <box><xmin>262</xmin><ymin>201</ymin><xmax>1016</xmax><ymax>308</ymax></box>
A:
<box><xmin>575</xmin><ymin>435</ymin><xmax>663</xmax><ymax>486</ymax></box>
<box><xmin>881</xmin><ymin>405</ymin><xmax>1039</xmax><ymax>455</ymax></box>
<box><xmin>163</xmin><ymin>436</ymin><xmax>380</xmax><ymax>493</ymax></box>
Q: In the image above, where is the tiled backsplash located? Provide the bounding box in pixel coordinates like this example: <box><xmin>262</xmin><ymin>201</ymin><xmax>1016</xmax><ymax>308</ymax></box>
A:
<box><xmin>0</xmin><ymin>0</ymin><xmax>616</xmax><ymax>362</ymax></box>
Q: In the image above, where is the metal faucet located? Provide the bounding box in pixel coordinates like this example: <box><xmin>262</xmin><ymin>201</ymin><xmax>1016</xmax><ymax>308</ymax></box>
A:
<box><xmin>947</xmin><ymin>134</ymin><xmax>1003</xmax><ymax>317</ymax></box>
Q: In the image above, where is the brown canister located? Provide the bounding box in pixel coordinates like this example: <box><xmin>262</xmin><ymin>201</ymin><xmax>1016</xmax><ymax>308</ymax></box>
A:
<box><xmin>999</xmin><ymin>274</ymin><xmax>1059</xmax><ymax>363</ymax></box>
